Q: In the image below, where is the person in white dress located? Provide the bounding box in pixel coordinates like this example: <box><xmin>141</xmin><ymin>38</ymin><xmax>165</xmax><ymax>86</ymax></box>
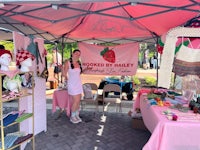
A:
<box><xmin>63</xmin><ymin>49</ymin><xmax>92</xmax><ymax>124</ymax></box>
<box><xmin>63</xmin><ymin>49</ymin><xmax>83</xmax><ymax>124</ymax></box>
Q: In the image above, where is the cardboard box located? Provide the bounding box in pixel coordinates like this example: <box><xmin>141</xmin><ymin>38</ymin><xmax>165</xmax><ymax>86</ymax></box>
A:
<box><xmin>49</xmin><ymin>80</ymin><xmax>58</xmax><ymax>89</ymax></box>
<box><xmin>132</xmin><ymin>117</ymin><xmax>147</xmax><ymax>130</ymax></box>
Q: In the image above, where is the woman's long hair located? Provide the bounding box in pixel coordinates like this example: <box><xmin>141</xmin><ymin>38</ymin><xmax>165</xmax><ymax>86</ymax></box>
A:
<box><xmin>70</xmin><ymin>49</ymin><xmax>82</xmax><ymax>73</ymax></box>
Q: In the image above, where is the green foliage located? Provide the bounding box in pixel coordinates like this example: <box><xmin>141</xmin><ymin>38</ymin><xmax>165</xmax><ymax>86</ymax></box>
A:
<box><xmin>132</xmin><ymin>76</ymin><xmax>141</xmax><ymax>85</ymax></box>
<box><xmin>0</xmin><ymin>40</ymin><xmax>78</xmax><ymax>65</ymax></box>
<box><xmin>110</xmin><ymin>76</ymin><xmax>120</xmax><ymax>79</ymax></box>
<box><xmin>139</xmin><ymin>43</ymin><xmax>147</xmax><ymax>50</ymax></box>
<box><xmin>144</xmin><ymin>76</ymin><xmax>156</xmax><ymax>86</ymax></box>
<box><xmin>44</xmin><ymin>42</ymin><xmax>78</xmax><ymax>64</ymax></box>
<box><xmin>0</xmin><ymin>40</ymin><xmax>14</xmax><ymax>52</ymax></box>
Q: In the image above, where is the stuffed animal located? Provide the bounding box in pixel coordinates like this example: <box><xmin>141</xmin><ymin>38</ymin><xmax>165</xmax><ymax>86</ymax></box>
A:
<box><xmin>3</xmin><ymin>74</ymin><xmax>22</xmax><ymax>93</ymax></box>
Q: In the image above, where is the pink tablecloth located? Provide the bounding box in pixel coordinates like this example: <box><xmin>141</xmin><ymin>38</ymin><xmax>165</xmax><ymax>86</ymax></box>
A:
<box><xmin>133</xmin><ymin>88</ymin><xmax>151</xmax><ymax>110</ymax></box>
<box><xmin>52</xmin><ymin>89</ymin><xmax>72</xmax><ymax>117</ymax></box>
<box><xmin>140</xmin><ymin>94</ymin><xmax>200</xmax><ymax>150</ymax></box>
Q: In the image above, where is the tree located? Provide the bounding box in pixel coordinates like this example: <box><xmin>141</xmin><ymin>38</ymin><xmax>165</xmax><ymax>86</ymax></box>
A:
<box><xmin>44</xmin><ymin>42</ymin><xmax>78</xmax><ymax>64</ymax></box>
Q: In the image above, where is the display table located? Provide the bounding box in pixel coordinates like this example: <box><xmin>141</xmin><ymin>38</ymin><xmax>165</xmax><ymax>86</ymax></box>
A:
<box><xmin>139</xmin><ymin>94</ymin><xmax>200</xmax><ymax>150</ymax></box>
<box><xmin>133</xmin><ymin>88</ymin><xmax>151</xmax><ymax>110</ymax></box>
<box><xmin>52</xmin><ymin>89</ymin><xmax>72</xmax><ymax>117</ymax></box>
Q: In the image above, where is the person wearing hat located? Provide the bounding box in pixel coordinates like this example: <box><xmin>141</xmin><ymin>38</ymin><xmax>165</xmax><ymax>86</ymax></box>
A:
<box><xmin>16</xmin><ymin>49</ymin><xmax>35</xmax><ymax>72</ymax></box>
<box><xmin>0</xmin><ymin>49</ymin><xmax>12</xmax><ymax>71</ymax></box>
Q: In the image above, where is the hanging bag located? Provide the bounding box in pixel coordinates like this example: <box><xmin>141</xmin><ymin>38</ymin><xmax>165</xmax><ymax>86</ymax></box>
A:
<box><xmin>83</xmin><ymin>84</ymin><xmax>93</xmax><ymax>99</ymax></box>
<box><xmin>27</xmin><ymin>35</ymin><xmax>37</xmax><ymax>58</ymax></box>
<box><xmin>173</xmin><ymin>38</ymin><xmax>200</xmax><ymax>76</ymax></box>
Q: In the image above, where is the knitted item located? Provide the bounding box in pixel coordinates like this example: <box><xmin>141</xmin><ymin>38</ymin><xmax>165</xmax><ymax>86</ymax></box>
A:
<box><xmin>16</xmin><ymin>49</ymin><xmax>35</xmax><ymax>66</ymax></box>
<box><xmin>173</xmin><ymin>44</ymin><xmax>200</xmax><ymax>76</ymax></box>
<box><xmin>3</xmin><ymin>113</ymin><xmax>19</xmax><ymax>126</ymax></box>
<box><xmin>0</xmin><ymin>135</ymin><xmax>18</xmax><ymax>149</ymax></box>
<box><xmin>15</xmin><ymin>113</ymin><xmax>33</xmax><ymax>123</ymax></box>
<box><xmin>0</xmin><ymin>49</ymin><xmax>12</xmax><ymax>58</ymax></box>
<box><xmin>14</xmin><ymin>134</ymin><xmax>33</xmax><ymax>145</ymax></box>
<box><xmin>173</xmin><ymin>59</ymin><xmax>200</xmax><ymax>76</ymax></box>
<box><xmin>3</xmin><ymin>74</ymin><xmax>22</xmax><ymax>93</ymax></box>
<box><xmin>176</xmin><ymin>44</ymin><xmax>200</xmax><ymax>62</ymax></box>
<box><xmin>158</xmin><ymin>27</ymin><xmax>200</xmax><ymax>88</ymax></box>
<box><xmin>7</xmin><ymin>131</ymin><xmax>26</xmax><ymax>137</ymax></box>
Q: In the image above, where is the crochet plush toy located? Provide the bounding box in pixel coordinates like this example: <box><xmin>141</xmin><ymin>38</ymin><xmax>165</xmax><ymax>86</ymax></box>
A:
<box><xmin>3</xmin><ymin>74</ymin><xmax>22</xmax><ymax>93</ymax></box>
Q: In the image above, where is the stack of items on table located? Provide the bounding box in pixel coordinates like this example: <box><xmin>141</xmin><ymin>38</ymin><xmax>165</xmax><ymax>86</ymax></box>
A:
<box><xmin>147</xmin><ymin>90</ymin><xmax>191</xmax><ymax>106</ymax></box>
<box><xmin>146</xmin><ymin>88</ymin><xmax>200</xmax><ymax>120</ymax></box>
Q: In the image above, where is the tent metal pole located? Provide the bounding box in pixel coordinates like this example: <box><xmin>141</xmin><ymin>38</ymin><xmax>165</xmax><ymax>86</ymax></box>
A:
<box><xmin>155</xmin><ymin>37</ymin><xmax>159</xmax><ymax>87</ymax></box>
<box><xmin>55</xmin><ymin>42</ymin><xmax>60</xmax><ymax>84</ymax></box>
<box><xmin>61</xmin><ymin>36</ymin><xmax>65</xmax><ymax>83</ymax></box>
<box><xmin>151</xmin><ymin>32</ymin><xmax>159</xmax><ymax>88</ymax></box>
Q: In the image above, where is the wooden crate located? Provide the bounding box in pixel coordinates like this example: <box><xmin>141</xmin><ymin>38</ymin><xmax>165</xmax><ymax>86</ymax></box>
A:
<box><xmin>132</xmin><ymin>117</ymin><xmax>147</xmax><ymax>130</ymax></box>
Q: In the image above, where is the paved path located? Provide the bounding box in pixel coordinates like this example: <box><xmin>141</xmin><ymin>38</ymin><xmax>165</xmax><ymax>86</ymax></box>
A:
<box><xmin>3</xmin><ymin>98</ymin><xmax>151</xmax><ymax>150</ymax></box>
<box><xmin>33</xmin><ymin>68</ymin><xmax>155</xmax><ymax>150</ymax></box>
<box><xmin>25</xmin><ymin>110</ymin><xmax>151</xmax><ymax>150</ymax></box>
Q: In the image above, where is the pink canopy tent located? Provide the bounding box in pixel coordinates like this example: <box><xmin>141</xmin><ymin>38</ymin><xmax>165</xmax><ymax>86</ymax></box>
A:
<box><xmin>0</xmin><ymin>0</ymin><xmax>199</xmax><ymax>44</ymax></box>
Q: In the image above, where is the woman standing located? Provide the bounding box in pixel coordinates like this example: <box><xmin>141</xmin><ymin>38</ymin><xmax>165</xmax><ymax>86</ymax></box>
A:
<box><xmin>62</xmin><ymin>49</ymin><xmax>84</xmax><ymax>124</ymax></box>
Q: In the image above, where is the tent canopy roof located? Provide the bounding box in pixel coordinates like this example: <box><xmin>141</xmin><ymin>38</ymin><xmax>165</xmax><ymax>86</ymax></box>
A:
<box><xmin>0</xmin><ymin>0</ymin><xmax>199</xmax><ymax>44</ymax></box>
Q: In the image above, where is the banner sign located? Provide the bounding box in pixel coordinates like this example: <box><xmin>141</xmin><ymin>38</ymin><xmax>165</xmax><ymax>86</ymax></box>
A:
<box><xmin>79</xmin><ymin>42</ymin><xmax>139</xmax><ymax>75</ymax></box>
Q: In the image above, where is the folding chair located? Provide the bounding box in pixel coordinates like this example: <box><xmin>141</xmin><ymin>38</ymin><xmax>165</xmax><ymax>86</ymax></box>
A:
<box><xmin>102</xmin><ymin>84</ymin><xmax>122</xmax><ymax>114</ymax></box>
<box><xmin>81</xmin><ymin>83</ymin><xmax>99</xmax><ymax>114</ymax></box>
